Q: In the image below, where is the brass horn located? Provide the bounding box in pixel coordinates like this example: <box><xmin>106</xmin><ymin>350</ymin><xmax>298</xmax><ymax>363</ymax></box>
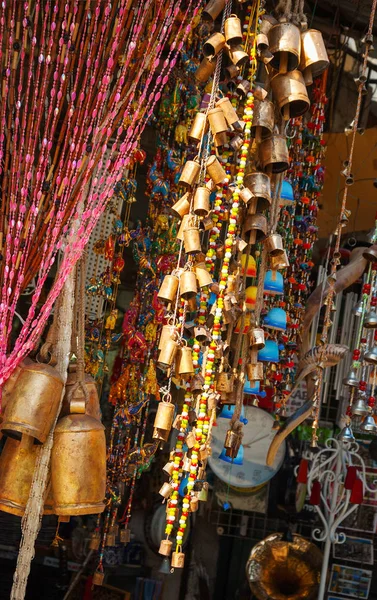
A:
<box><xmin>246</xmin><ymin>533</ymin><xmax>322</xmax><ymax>600</ymax></box>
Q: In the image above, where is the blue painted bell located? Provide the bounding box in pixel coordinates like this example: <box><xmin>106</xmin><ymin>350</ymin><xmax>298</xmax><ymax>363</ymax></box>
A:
<box><xmin>264</xmin><ymin>307</ymin><xmax>287</xmax><ymax>331</ymax></box>
<box><xmin>264</xmin><ymin>270</ymin><xmax>284</xmax><ymax>295</ymax></box>
<box><xmin>258</xmin><ymin>339</ymin><xmax>280</xmax><ymax>363</ymax></box>
<box><xmin>280</xmin><ymin>180</ymin><xmax>294</xmax><ymax>204</ymax></box>
<box><xmin>219</xmin><ymin>443</ymin><xmax>244</xmax><ymax>465</ymax></box>
<box><xmin>244</xmin><ymin>378</ymin><xmax>260</xmax><ymax>395</ymax></box>
<box><xmin>218</xmin><ymin>404</ymin><xmax>247</xmax><ymax>422</ymax></box>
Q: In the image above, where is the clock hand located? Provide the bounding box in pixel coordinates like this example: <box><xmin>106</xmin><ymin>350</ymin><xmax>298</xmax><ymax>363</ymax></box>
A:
<box><xmin>243</xmin><ymin>433</ymin><xmax>271</xmax><ymax>448</ymax></box>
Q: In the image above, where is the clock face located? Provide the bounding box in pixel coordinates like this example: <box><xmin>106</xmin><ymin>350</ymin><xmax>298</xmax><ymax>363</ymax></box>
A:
<box><xmin>208</xmin><ymin>405</ymin><xmax>286</xmax><ymax>488</ymax></box>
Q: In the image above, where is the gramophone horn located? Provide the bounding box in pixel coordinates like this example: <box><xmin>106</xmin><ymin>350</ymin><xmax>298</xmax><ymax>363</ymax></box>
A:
<box><xmin>246</xmin><ymin>532</ymin><xmax>322</xmax><ymax>600</ymax></box>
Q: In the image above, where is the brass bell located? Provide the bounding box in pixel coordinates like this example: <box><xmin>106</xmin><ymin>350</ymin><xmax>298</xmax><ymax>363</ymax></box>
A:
<box><xmin>171</xmin><ymin>551</ymin><xmax>185</xmax><ymax>569</ymax></box>
<box><xmin>179</xmin><ymin>159</ymin><xmax>201</xmax><ymax>188</ymax></box>
<box><xmin>216</xmin><ymin>97</ymin><xmax>242</xmax><ymax>131</ymax></box>
<box><xmin>202</xmin><ymin>0</ymin><xmax>225</xmax><ymax>21</ymax></box>
<box><xmin>60</xmin><ymin>371</ymin><xmax>101</xmax><ymax>421</ymax></box>
<box><xmin>224</xmin><ymin>429</ymin><xmax>242</xmax><ymax>459</ymax></box>
<box><xmin>194</xmin><ymin>261</ymin><xmax>213</xmax><ymax>288</ymax></box>
<box><xmin>158</xmin><ymin>337</ymin><xmax>179</xmax><ymax>369</ymax></box>
<box><xmin>158</xmin><ymin>273</ymin><xmax>179</xmax><ymax>304</ymax></box>
<box><xmin>250</xmin><ymin>100</ymin><xmax>275</xmax><ymax>142</ymax></box>
<box><xmin>236</xmin><ymin>79</ymin><xmax>250</xmax><ymax>98</ymax></box>
<box><xmin>203</xmin><ymin>32</ymin><xmax>226</xmax><ymax>59</ymax></box>
<box><xmin>268</xmin><ymin>22</ymin><xmax>301</xmax><ymax>73</ymax></box>
<box><xmin>190</xmin><ymin>496</ymin><xmax>199</xmax><ymax>512</ymax></box>
<box><xmin>364</xmin><ymin>346</ymin><xmax>377</xmax><ymax>365</ymax></box>
<box><xmin>171</xmin><ymin>192</ymin><xmax>191</xmax><ymax>219</ymax></box>
<box><xmin>1</xmin><ymin>358</ymin><xmax>64</xmax><ymax>444</ymax></box>
<box><xmin>228</xmin><ymin>45</ymin><xmax>249</xmax><ymax>68</ymax></box>
<box><xmin>364</xmin><ymin>309</ymin><xmax>377</xmax><ymax>329</ymax></box>
<box><xmin>216</xmin><ymin>372</ymin><xmax>233</xmax><ymax>393</ymax></box>
<box><xmin>120</xmin><ymin>527</ymin><xmax>131</xmax><ymax>544</ymax></box>
<box><xmin>342</xmin><ymin>368</ymin><xmax>359</xmax><ymax>387</ymax></box>
<box><xmin>193</xmin><ymin>187</ymin><xmax>211</xmax><ymax>217</ymax></box>
<box><xmin>243</xmin><ymin>172</ymin><xmax>271</xmax><ymax>210</ymax></box>
<box><xmin>259</xmin><ymin>135</ymin><xmax>289</xmax><ymax>173</ymax></box>
<box><xmin>246</xmin><ymin>363</ymin><xmax>264</xmax><ymax>382</ymax></box>
<box><xmin>158</xmin><ymin>323</ymin><xmax>176</xmax><ymax>351</ymax></box>
<box><xmin>243</xmin><ymin>213</ymin><xmax>268</xmax><ymax>244</ymax></box>
<box><xmin>225</xmin><ymin>64</ymin><xmax>240</xmax><ymax>80</ymax></box>
<box><xmin>188</xmin><ymin>112</ymin><xmax>208</xmax><ymax>144</ymax></box>
<box><xmin>153</xmin><ymin>400</ymin><xmax>175</xmax><ymax>442</ymax></box>
<box><xmin>89</xmin><ymin>532</ymin><xmax>101</xmax><ymax>550</ymax></box>
<box><xmin>270</xmin><ymin>71</ymin><xmax>310</xmax><ymax>119</ymax></box>
<box><xmin>93</xmin><ymin>571</ymin><xmax>105</xmax><ymax>586</ymax></box>
<box><xmin>200</xmin><ymin>215</ymin><xmax>214</xmax><ymax>231</ymax></box>
<box><xmin>352</xmin><ymin>398</ymin><xmax>368</xmax><ymax>416</ymax></box>
<box><xmin>239</xmin><ymin>186</ymin><xmax>254</xmax><ymax>204</ymax></box>
<box><xmin>51</xmin><ymin>412</ymin><xmax>106</xmax><ymax>516</ymax></box>
<box><xmin>206</xmin><ymin>155</ymin><xmax>227</xmax><ymax>185</ymax></box>
<box><xmin>159</xmin><ymin>539</ymin><xmax>173</xmax><ymax>556</ymax></box>
<box><xmin>177</xmin><ymin>214</ymin><xmax>191</xmax><ymax>242</ymax></box>
<box><xmin>163</xmin><ymin>461</ymin><xmax>175</xmax><ymax>476</ymax></box>
<box><xmin>214</xmin><ymin>131</ymin><xmax>228</xmax><ymax>148</ymax></box>
<box><xmin>270</xmin><ymin>250</ymin><xmax>290</xmax><ymax>270</ymax></box>
<box><xmin>183</xmin><ymin>220</ymin><xmax>201</xmax><ymax>254</ymax></box>
<box><xmin>300</xmin><ymin>29</ymin><xmax>329</xmax><ymax>85</ymax></box>
<box><xmin>264</xmin><ymin>233</ymin><xmax>285</xmax><ymax>256</ymax></box>
<box><xmin>230</xmin><ymin>134</ymin><xmax>244</xmax><ymax>152</ymax></box>
<box><xmin>176</xmin><ymin>344</ymin><xmax>195</xmax><ymax>377</ymax></box>
<box><xmin>195</xmin><ymin>57</ymin><xmax>216</xmax><ymax>83</ymax></box>
<box><xmin>191</xmin><ymin>372</ymin><xmax>205</xmax><ymax>391</ymax></box>
<box><xmin>224</xmin><ymin>14</ymin><xmax>243</xmax><ymax>46</ymax></box>
<box><xmin>159</xmin><ymin>482</ymin><xmax>173</xmax><ymax>498</ymax></box>
<box><xmin>180</xmin><ymin>270</ymin><xmax>197</xmax><ymax>300</ymax></box>
<box><xmin>185</xmin><ymin>430</ymin><xmax>196</xmax><ymax>449</ymax></box>
<box><xmin>208</xmin><ymin>107</ymin><xmax>228</xmax><ymax>135</ymax></box>
<box><xmin>249</xmin><ymin>327</ymin><xmax>265</xmax><ymax>350</ymax></box>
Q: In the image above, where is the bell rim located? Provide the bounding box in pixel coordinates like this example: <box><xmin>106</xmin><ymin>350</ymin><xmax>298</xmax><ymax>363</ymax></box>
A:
<box><xmin>54</xmin><ymin>413</ymin><xmax>105</xmax><ymax>433</ymax></box>
<box><xmin>53</xmin><ymin>501</ymin><xmax>106</xmax><ymax>516</ymax></box>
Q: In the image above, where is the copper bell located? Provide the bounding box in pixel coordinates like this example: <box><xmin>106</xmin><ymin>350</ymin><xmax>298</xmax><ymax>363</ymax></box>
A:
<box><xmin>206</xmin><ymin>155</ymin><xmax>227</xmax><ymax>185</ymax></box>
<box><xmin>171</xmin><ymin>192</ymin><xmax>191</xmax><ymax>219</ymax></box>
<box><xmin>176</xmin><ymin>344</ymin><xmax>194</xmax><ymax>377</ymax></box>
<box><xmin>195</xmin><ymin>261</ymin><xmax>213</xmax><ymax>288</ymax></box>
<box><xmin>243</xmin><ymin>213</ymin><xmax>268</xmax><ymax>244</ymax></box>
<box><xmin>93</xmin><ymin>571</ymin><xmax>105</xmax><ymax>586</ymax></box>
<box><xmin>193</xmin><ymin>187</ymin><xmax>211</xmax><ymax>217</ymax></box>
<box><xmin>214</xmin><ymin>131</ymin><xmax>228</xmax><ymax>149</ymax></box>
<box><xmin>180</xmin><ymin>270</ymin><xmax>198</xmax><ymax>300</ymax></box>
<box><xmin>153</xmin><ymin>400</ymin><xmax>175</xmax><ymax>442</ymax></box>
<box><xmin>250</xmin><ymin>99</ymin><xmax>275</xmax><ymax>141</ymax></box>
<box><xmin>163</xmin><ymin>461</ymin><xmax>175</xmax><ymax>476</ymax></box>
<box><xmin>179</xmin><ymin>159</ymin><xmax>201</xmax><ymax>188</ymax></box>
<box><xmin>158</xmin><ymin>337</ymin><xmax>178</xmax><ymax>369</ymax></box>
<box><xmin>203</xmin><ymin>32</ymin><xmax>226</xmax><ymax>59</ymax></box>
<box><xmin>89</xmin><ymin>532</ymin><xmax>101</xmax><ymax>550</ymax></box>
<box><xmin>226</xmin><ymin>64</ymin><xmax>240</xmax><ymax>80</ymax></box>
<box><xmin>158</xmin><ymin>323</ymin><xmax>175</xmax><ymax>351</ymax></box>
<box><xmin>120</xmin><ymin>527</ymin><xmax>131</xmax><ymax>544</ymax></box>
<box><xmin>183</xmin><ymin>219</ymin><xmax>201</xmax><ymax>254</ymax></box>
<box><xmin>159</xmin><ymin>539</ymin><xmax>173</xmax><ymax>556</ymax></box>
<box><xmin>0</xmin><ymin>437</ymin><xmax>41</xmax><ymax>516</ymax></box>
<box><xmin>228</xmin><ymin>45</ymin><xmax>249</xmax><ymax>68</ymax></box>
<box><xmin>246</xmin><ymin>362</ymin><xmax>264</xmax><ymax>382</ymax></box>
<box><xmin>224</xmin><ymin>429</ymin><xmax>242</xmax><ymax>459</ymax></box>
<box><xmin>216</xmin><ymin>97</ymin><xmax>242</xmax><ymax>131</ymax></box>
<box><xmin>224</xmin><ymin>14</ymin><xmax>243</xmax><ymax>46</ymax></box>
<box><xmin>171</xmin><ymin>551</ymin><xmax>185</xmax><ymax>569</ymax></box>
<box><xmin>208</xmin><ymin>107</ymin><xmax>228</xmax><ymax>135</ymax></box>
<box><xmin>230</xmin><ymin>134</ymin><xmax>244</xmax><ymax>152</ymax></box>
<box><xmin>177</xmin><ymin>214</ymin><xmax>191</xmax><ymax>242</ymax></box>
<box><xmin>270</xmin><ymin>250</ymin><xmax>290</xmax><ymax>270</ymax></box>
<box><xmin>271</xmin><ymin>71</ymin><xmax>310</xmax><ymax>119</ymax></box>
<box><xmin>259</xmin><ymin>135</ymin><xmax>289</xmax><ymax>173</ymax></box>
<box><xmin>188</xmin><ymin>112</ymin><xmax>208</xmax><ymax>144</ymax></box>
<box><xmin>202</xmin><ymin>0</ymin><xmax>225</xmax><ymax>21</ymax></box>
<box><xmin>159</xmin><ymin>482</ymin><xmax>173</xmax><ymax>499</ymax></box>
<box><xmin>0</xmin><ymin>358</ymin><xmax>64</xmax><ymax>444</ymax></box>
<box><xmin>190</xmin><ymin>496</ymin><xmax>199</xmax><ymax>512</ymax></box>
<box><xmin>216</xmin><ymin>372</ymin><xmax>232</xmax><ymax>393</ymax></box>
<box><xmin>268</xmin><ymin>23</ymin><xmax>301</xmax><ymax>73</ymax></box>
<box><xmin>201</xmin><ymin>214</ymin><xmax>214</xmax><ymax>231</ymax></box>
<box><xmin>60</xmin><ymin>371</ymin><xmax>101</xmax><ymax>421</ymax></box>
<box><xmin>264</xmin><ymin>233</ymin><xmax>285</xmax><ymax>256</ymax></box>
<box><xmin>158</xmin><ymin>273</ymin><xmax>179</xmax><ymax>304</ymax></box>
<box><xmin>300</xmin><ymin>29</ymin><xmax>329</xmax><ymax>85</ymax></box>
<box><xmin>236</xmin><ymin>79</ymin><xmax>250</xmax><ymax>98</ymax></box>
<box><xmin>195</xmin><ymin>57</ymin><xmax>216</xmax><ymax>83</ymax></box>
<box><xmin>51</xmin><ymin>410</ymin><xmax>106</xmax><ymax>516</ymax></box>
<box><xmin>244</xmin><ymin>171</ymin><xmax>271</xmax><ymax>210</ymax></box>
<box><xmin>249</xmin><ymin>327</ymin><xmax>265</xmax><ymax>350</ymax></box>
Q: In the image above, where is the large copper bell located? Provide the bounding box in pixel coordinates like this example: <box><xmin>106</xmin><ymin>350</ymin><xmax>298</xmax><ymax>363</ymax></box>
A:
<box><xmin>300</xmin><ymin>29</ymin><xmax>329</xmax><ymax>85</ymax></box>
<box><xmin>202</xmin><ymin>0</ymin><xmax>225</xmax><ymax>21</ymax></box>
<box><xmin>195</xmin><ymin>57</ymin><xmax>216</xmax><ymax>83</ymax></box>
<box><xmin>208</xmin><ymin>107</ymin><xmax>228</xmax><ymax>135</ymax></box>
<box><xmin>203</xmin><ymin>32</ymin><xmax>226</xmax><ymax>59</ymax></box>
<box><xmin>180</xmin><ymin>270</ymin><xmax>198</xmax><ymax>300</ymax></box>
<box><xmin>228</xmin><ymin>45</ymin><xmax>249</xmax><ymax>68</ymax></box>
<box><xmin>179</xmin><ymin>159</ymin><xmax>201</xmax><ymax>188</ymax></box>
<box><xmin>193</xmin><ymin>187</ymin><xmax>211</xmax><ymax>217</ymax></box>
<box><xmin>60</xmin><ymin>370</ymin><xmax>101</xmax><ymax>421</ymax></box>
<box><xmin>250</xmin><ymin>100</ymin><xmax>275</xmax><ymax>141</ymax></box>
<box><xmin>259</xmin><ymin>135</ymin><xmax>289</xmax><ymax>173</ymax></box>
<box><xmin>188</xmin><ymin>113</ymin><xmax>208</xmax><ymax>144</ymax></box>
<box><xmin>264</xmin><ymin>233</ymin><xmax>285</xmax><ymax>257</ymax></box>
<box><xmin>194</xmin><ymin>261</ymin><xmax>213</xmax><ymax>288</ymax></box>
<box><xmin>270</xmin><ymin>71</ymin><xmax>310</xmax><ymax>119</ymax></box>
<box><xmin>243</xmin><ymin>214</ymin><xmax>268</xmax><ymax>244</ymax></box>
<box><xmin>0</xmin><ymin>436</ymin><xmax>51</xmax><ymax>516</ymax></box>
<box><xmin>216</xmin><ymin>97</ymin><xmax>242</xmax><ymax>131</ymax></box>
<box><xmin>1</xmin><ymin>358</ymin><xmax>64</xmax><ymax>444</ymax></box>
<box><xmin>177</xmin><ymin>214</ymin><xmax>191</xmax><ymax>242</ymax></box>
<box><xmin>244</xmin><ymin>172</ymin><xmax>271</xmax><ymax>211</ymax></box>
<box><xmin>176</xmin><ymin>345</ymin><xmax>194</xmax><ymax>377</ymax></box>
<box><xmin>153</xmin><ymin>399</ymin><xmax>175</xmax><ymax>442</ymax></box>
<box><xmin>171</xmin><ymin>192</ymin><xmax>191</xmax><ymax>219</ymax></box>
<box><xmin>268</xmin><ymin>23</ymin><xmax>301</xmax><ymax>73</ymax></box>
<box><xmin>206</xmin><ymin>155</ymin><xmax>227</xmax><ymax>185</ymax></box>
<box><xmin>224</xmin><ymin>15</ymin><xmax>243</xmax><ymax>46</ymax></box>
<box><xmin>51</xmin><ymin>407</ymin><xmax>106</xmax><ymax>516</ymax></box>
<box><xmin>158</xmin><ymin>273</ymin><xmax>179</xmax><ymax>304</ymax></box>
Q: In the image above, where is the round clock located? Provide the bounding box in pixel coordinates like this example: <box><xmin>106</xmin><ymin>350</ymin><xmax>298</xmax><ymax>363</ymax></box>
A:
<box><xmin>208</xmin><ymin>405</ymin><xmax>286</xmax><ymax>489</ymax></box>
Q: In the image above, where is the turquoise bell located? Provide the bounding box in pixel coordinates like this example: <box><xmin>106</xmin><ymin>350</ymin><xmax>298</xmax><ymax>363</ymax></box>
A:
<box><xmin>258</xmin><ymin>339</ymin><xmax>280</xmax><ymax>363</ymax></box>
<box><xmin>264</xmin><ymin>307</ymin><xmax>287</xmax><ymax>331</ymax></box>
<box><xmin>264</xmin><ymin>270</ymin><xmax>284</xmax><ymax>295</ymax></box>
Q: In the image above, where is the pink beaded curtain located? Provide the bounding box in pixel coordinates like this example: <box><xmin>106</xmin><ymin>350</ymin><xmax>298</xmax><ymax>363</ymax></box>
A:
<box><xmin>0</xmin><ymin>0</ymin><xmax>200</xmax><ymax>389</ymax></box>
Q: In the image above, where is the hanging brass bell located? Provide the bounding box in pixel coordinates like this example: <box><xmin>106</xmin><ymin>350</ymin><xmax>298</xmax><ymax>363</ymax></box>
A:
<box><xmin>157</xmin><ymin>337</ymin><xmax>179</xmax><ymax>369</ymax></box>
<box><xmin>179</xmin><ymin>159</ymin><xmax>201</xmax><ymax>188</ymax></box>
<box><xmin>246</xmin><ymin>363</ymin><xmax>264</xmax><ymax>382</ymax></box>
<box><xmin>194</xmin><ymin>261</ymin><xmax>213</xmax><ymax>288</ymax></box>
<box><xmin>202</xmin><ymin>0</ymin><xmax>225</xmax><ymax>21</ymax></box>
<box><xmin>216</xmin><ymin>372</ymin><xmax>233</xmax><ymax>393</ymax></box>
<box><xmin>195</xmin><ymin>57</ymin><xmax>216</xmax><ymax>83</ymax></box>
<box><xmin>183</xmin><ymin>220</ymin><xmax>202</xmax><ymax>254</ymax></box>
<box><xmin>300</xmin><ymin>29</ymin><xmax>329</xmax><ymax>85</ymax></box>
<box><xmin>180</xmin><ymin>270</ymin><xmax>198</xmax><ymax>300</ymax></box>
<box><xmin>176</xmin><ymin>345</ymin><xmax>194</xmax><ymax>377</ymax></box>
<box><xmin>0</xmin><ymin>358</ymin><xmax>64</xmax><ymax>444</ymax></box>
<box><xmin>159</xmin><ymin>482</ymin><xmax>174</xmax><ymax>499</ymax></box>
<box><xmin>224</xmin><ymin>14</ymin><xmax>243</xmax><ymax>46</ymax></box>
<box><xmin>268</xmin><ymin>22</ymin><xmax>301</xmax><ymax>73</ymax></box>
<box><xmin>163</xmin><ymin>461</ymin><xmax>175</xmax><ymax>476</ymax></box>
<box><xmin>203</xmin><ymin>32</ymin><xmax>226</xmax><ymax>59</ymax></box>
<box><xmin>200</xmin><ymin>215</ymin><xmax>214</xmax><ymax>231</ymax></box>
<box><xmin>188</xmin><ymin>112</ymin><xmax>208</xmax><ymax>144</ymax></box>
<box><xmin>153</xmin><ymin>400</ymin><xmax>175</xmax><ymax>442</ymax></box>
<box><xmin>158</xmin><ymin>324</ymin><xmax>176</xmax><ymax>352</ymax></box>
<box><xmin>177</xmin><ymin>214</ymin><xmax>191</xmax><ymax>242</ymax></box>
<box><xmin>216</xmin><ymin>97</ymin><xmax>242</xmax><ymax>131</ymax></box>
<box><xmin>235</xmin><ymin>79</ymin><xmax>250</xmax><ymax>98</ymax></box>
<box><xmin>159</xmin><ymin>539</ymin><xmax>173</xmax><ymax>556</ymax></box>
<box><xmin>271</xmin><ymin>71</ymin><xmax>310</xmax><ymax>119</ymax></box>
<box><xmin>60</xmin><ymin>370</ymin><xmax>101</xmax><ymax>421</ymax></box>
<box><xmin>51</xmin><ymin>411</ymin><xmax>106</xmax><ymax>516</ymax></box>
<box><xmin>250</xmin><ymin>100</ymin><xmax>275</xmax><ymax>142</ymax></box>
<box><xmin>93</xmin><ymin>571</ymin><xmax>105</xmax><ymax>586</ymax></box>
<box><xmin>224</xmin><ymin>429</ymin><xmax>242</xmax><ymax>459</ymax></box>
<box><xmin>208</xmin><ymin>107</ymin><xmax>228</xmax><ymax>135</ymax></box>
<box><xmin>226</xmin><ymin>63</ymin><xmax>240</xmax><ymax>80</ymax></box>
<box><xmin>171</xmin><ymin>551</ymin><xmax>185</xmax><ymax>569</ymax></box>
<box><xmin>264</xmin><ymin>233</ymin><xmax>285</xmax><ymax>256</ymax></box>
<box><xmin>228</xmin><ymin>45</ymin><xmax>249</xmax><ymax>68</ymax></box>
<box><xmin>171</xmin><ymin>192</ymin><xmax>191</xmax><ymax>219</ymax></box>
<box><xmin>249</xmin><ymin>327</ymin><xmax>265</xmax><ymax>350</ymax></box>
<box><xmin>120</xmin><ymin>527</ymin><xmax>131</xmax><ymax>544</ymax></box>
<box><xmin>243</xmin><ymin>214</ymin><xmax>268</xmax><ymax>244</ymax></box>
<box><xmin>243</xmin><ymin>172</ymin><xmax>271</xmax><ymax>210</ymax></box>
<box><xmin>193</xmin><ymin>187</ymin><xmax>211</xmax><ymax>217</ymax></box>
<box><xmin>158</xmin><ymin>273</ymin><xmax>180</xmax><ymax>304</ymax></box>
<box><xmin>230</xmin><ymin>134</ymin><xmax>244</xmax><ymax>152</ymax></box>
<box><xmin>270</xmin><ymin>250</ymin><xmax>290</xmax><ymax>270</ymax></box>
<box><xmin>214</xmin><ymin>131</ymin><xmax>228</xmax><ymax>148</ymax></box>
<box><xmin>206</xmin><ymin>155</ymin><xmax>227</xmax><ymax>185</ymax></box>
<box><xmin>88</xmin><ymin>531</ymin><xmax>101</xmax><ymax>550</ymax></box>
<box><xmin>239</xmin><ymin>186</ymin><xmax>254</xmax><ymax>204</ymax></box>
<box><xmin>259</xmin><ymin>135</ymin><xmax>289</xmax><ymax>173</ymax></box>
